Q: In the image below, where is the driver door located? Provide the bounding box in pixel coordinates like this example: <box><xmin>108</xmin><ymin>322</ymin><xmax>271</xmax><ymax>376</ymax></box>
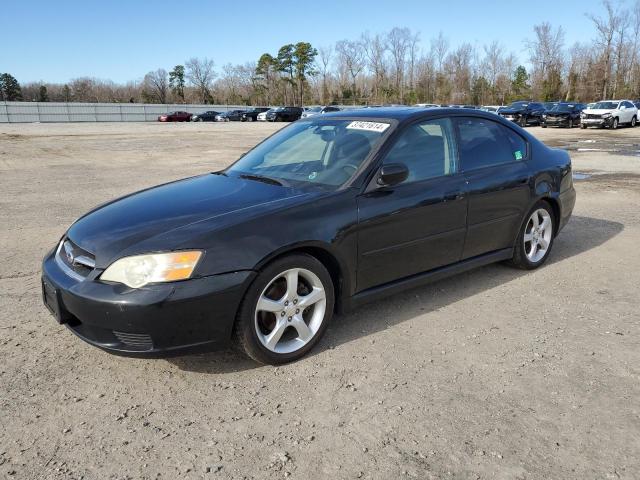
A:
<box><xmin>356</xmin><ymin>118</ymin><xmax>468</xmax><ymax>291</ymax></box>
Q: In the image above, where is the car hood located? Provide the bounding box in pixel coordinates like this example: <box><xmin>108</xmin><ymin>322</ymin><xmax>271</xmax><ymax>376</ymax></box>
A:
<box><xmin>67</xmin><ymin>173</ymin><xmax>317</xmax><ymax>268</ymax></box>
<box><xmin>500</xmin><ymin>108</ymin><xmax>526</xmax><ymax>114</ymax></box>
<box><xmin>582</xmin><ymin>109</ymin><xmax>614</xmax><ymax>115</ymax></box>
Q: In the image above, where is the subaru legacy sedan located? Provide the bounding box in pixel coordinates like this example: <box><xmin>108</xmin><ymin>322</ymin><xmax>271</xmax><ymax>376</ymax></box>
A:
<box><xmin>42</xmin><ymin>108</ymin><xmax>575</xmax><ymax>364</ymax></box>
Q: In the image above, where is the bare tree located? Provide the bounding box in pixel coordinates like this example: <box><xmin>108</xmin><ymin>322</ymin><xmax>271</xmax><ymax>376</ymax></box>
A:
<box><xmin>185</xmin><ymin>57</ymin><xmax>216</xmax><ymax>103</ymax></box>
<box><xmin>318</xmin><ymin>45</ymin><xmax>333</xmax><ymax>104</ymax></box>
<box><xmin>588</xmin><ymin>0</ymin><xmax>624</xmax><ymax>98</ymax></box>
<box><xmin>361</xmin><ymin>32</ymin><xmax>389</xmax><ymax>103</ymax></box>
<box><xmin>387</xmin><ymin>27</ymin><xmax>411</xmax><ymax>102</ymax></box>
<box><xmin>335</xmin><ymin>39</ymin><xmax>365</xmax><ymax>104</ymax></box>
<box><xmin>431</xmin><ymin>31</ymin><xmax>449</xmax><ymax>72</ymax></box>
<box><xmin>526</xmin><ymin>22</ymin><xmax>565</xmax><ymax>99</ymax></box>
<box><xmin>142</xmin><ymin>69</ymin><xmax>168</xmax><ymax>104</ymax></box>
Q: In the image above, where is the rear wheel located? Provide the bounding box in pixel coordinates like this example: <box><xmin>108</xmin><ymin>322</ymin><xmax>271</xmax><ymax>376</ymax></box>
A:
<box><xmin>508</xmin><ymin>201</ymin><xmax>555</xmax><ymax>270</ymax></box>
<box><xmin>233</xmin><ymin>254</ymin><xmax>334</xmax><ymax>364</ymax></box>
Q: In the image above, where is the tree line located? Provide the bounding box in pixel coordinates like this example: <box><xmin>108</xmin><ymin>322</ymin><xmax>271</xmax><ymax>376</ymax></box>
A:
<box><xmin>3</xmin><ymin>1</ymin><xmax>639</xmax><ymax>106</ymax></box>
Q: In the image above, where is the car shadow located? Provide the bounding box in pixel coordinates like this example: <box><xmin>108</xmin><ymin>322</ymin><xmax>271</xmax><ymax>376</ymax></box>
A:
<box><xmin>167</xmin><ymin>215</ymin><xmax>623</xmax><ymax>374</ymax></box>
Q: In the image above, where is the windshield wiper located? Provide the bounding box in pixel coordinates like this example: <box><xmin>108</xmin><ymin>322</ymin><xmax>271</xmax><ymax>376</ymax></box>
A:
<box><xmin>239</xmin><ymin>173</ymin><xmax>285</xmax><ymax>186</ymax></box>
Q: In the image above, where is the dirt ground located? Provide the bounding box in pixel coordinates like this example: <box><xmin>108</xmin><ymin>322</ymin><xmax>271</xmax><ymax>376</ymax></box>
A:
<box><xmin>1</xmin><ymin>120</ymin><xmax>639</xmax><ymax>480</ymax></box>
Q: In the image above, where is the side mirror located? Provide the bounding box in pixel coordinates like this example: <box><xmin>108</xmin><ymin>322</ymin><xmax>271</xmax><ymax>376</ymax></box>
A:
<box><xmin>377</xmin><ymin>163</ymin><xmax>408</xmax><ymax>187</ymax></box>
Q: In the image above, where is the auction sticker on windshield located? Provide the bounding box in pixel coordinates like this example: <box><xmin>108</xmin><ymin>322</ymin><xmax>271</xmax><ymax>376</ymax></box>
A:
<box><xmin>346</xmin><ymin>121</ymin><xmax>390</xmax><ymax>132</ymax></box>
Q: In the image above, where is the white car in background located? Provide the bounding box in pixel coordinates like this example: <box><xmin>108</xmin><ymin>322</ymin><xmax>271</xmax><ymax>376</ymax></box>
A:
<box><xmin>414</xmin><ymin>103</ymin><xmax>440</xmax><ymax>108</ymax></box>
<box><xmin>257</xmin><ymin>109</ymin><xmax>273</xmax><ymax>122</ymax></box>
<box><xmin>300</xmin><ymin>106</ymin><xmax>341</xmax><ymax>118</ymax></box>
<box><xmin>580</xmin><ymin>100</ymin><xmax>638</xmax><ymax>129</ymax></box>
<box><xmin>480</xmin><ymin>105</ymin><xmax>504</xmax><ymax>114</ymax></box>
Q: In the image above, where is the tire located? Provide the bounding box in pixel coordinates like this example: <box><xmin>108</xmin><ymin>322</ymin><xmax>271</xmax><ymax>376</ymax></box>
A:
<box><xmin>508</xmin><ymin>200</ymin><xmax>556</xmax><ymax>270</ymax></box>
<box><xmin>519</xmin><ymin>116</ymin><xmax>527</xmax><ymax>127</ymax></box>
<box><xmin>233</xmin><ymin>253</ymin><xmax>335</xmax><ymax>364</ymax></box>
<box><xmin>568</xmin><ymin>118</ymin><xmax>574</xmax><ymax>128</ymax></box>
<box><xmin>246</xmin><ymin>116</ymin><xmax>253</xmax><ymax>122</ymax></box>
<box><xmin>541</xmin><ymin>123</ymin><xmax>547</xmax><ymax>128</ymax></box>
<box><xmin>631</xmin><ymin>116</ymin><xmax>637</xmax><ymax>127</ymax></box>
<box><xmin>581</xmin><ymin>123</ymin><xmax>587</xmax><ymax>129</ymax></box>
<box><xmin>611</xmin><ymin>117</ymin><xmax>619</xmax><ymax>129</ymax></box>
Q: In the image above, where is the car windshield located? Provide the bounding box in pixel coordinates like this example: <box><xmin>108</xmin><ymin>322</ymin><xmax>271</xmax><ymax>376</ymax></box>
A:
<box><xmin>227</xmin><ymin>119</ymin><xmax>391</xmax><ymax>188</ymax></box>
<box><xmin>510</xmin><ymin>102</ymin><xmax>529</xmax><ymax>108</ymax></box>
<box><xmin>593</xmin><ymin>101</ymin><xmax>619</xmax><ymax>109</ymax></box>
<box><xmin>551</xmin><ymin>104</ymin><xmax>575</xmax><ymax>112</ymax></box>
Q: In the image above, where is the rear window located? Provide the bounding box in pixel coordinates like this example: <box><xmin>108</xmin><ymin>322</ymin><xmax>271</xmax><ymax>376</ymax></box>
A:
<box><xmin>457</xmin><ymin>117</ymin><xmax>527</xmax><ymax>171</ymax></box>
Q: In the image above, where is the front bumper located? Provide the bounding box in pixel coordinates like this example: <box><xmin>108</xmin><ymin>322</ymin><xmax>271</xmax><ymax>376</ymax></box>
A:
<box><xmin>41</xmin><ymin>250</ymin><xmax>256</xmax><ymax>357</ymax></box>
<box><xmin>542</xmin><ymin>116</ymin><xmax>571</xmax><ymax>127</ymax></box>
<box><xmin>581</xmin><ymin>117</ymin><xmax>613</xmax><ymax>127</ymax></box>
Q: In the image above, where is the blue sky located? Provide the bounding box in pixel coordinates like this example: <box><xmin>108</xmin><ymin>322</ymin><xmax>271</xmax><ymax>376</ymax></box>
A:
<box><xmin>2</xmin><ymin>0</ymin><xmax>611</xmax><ymax>84</ymax></box>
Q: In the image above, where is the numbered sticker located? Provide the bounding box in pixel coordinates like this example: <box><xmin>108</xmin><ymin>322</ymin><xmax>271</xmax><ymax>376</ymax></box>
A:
<box><xmin>346</xmin><ymin>121</ymin><xmax>390</xmax><ymax>133</ymax></box>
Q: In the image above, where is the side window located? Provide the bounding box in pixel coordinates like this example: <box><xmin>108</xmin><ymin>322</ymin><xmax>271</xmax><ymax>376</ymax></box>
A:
<box><xmin>457</xmin><ymin>117</ymin><xmax>526</xmax><ymax>171</ymax></box>
<box><xmin>383</xmin><ymin>118</ymin><xmax>457</xmax><ymax>183</ymax></box>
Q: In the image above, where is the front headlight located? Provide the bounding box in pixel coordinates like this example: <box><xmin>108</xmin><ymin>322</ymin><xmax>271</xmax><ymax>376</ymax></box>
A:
<box><xmin>542</xmin><ymin>114</ymin><xmax>547</xmax><ymax>118</ymax></box>
<box><xmin>602</xmin><ymin>112</ymin><xmax>612</xmax><ymax>118</ymax></box>
<box><xmin>101</xmin><ymin>251</ymin><xmax>202</xmax><ymax>288</ymax></box>
<box><xmin>580</xmin><ymin>113</ymin><xmax>586</xmax><ymax>118</ymax></box>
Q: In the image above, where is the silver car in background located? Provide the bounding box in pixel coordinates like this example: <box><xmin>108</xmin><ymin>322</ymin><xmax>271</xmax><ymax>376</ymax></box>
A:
<box><xmin>300</xmin><ymin>106</ymin><xmax>341</xmax><ymax>118</ymax></box>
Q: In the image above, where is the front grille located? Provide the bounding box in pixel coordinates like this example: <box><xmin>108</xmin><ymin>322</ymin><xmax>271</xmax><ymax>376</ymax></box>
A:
<box><xmin>585</xmin><ymin>114</ymin><xmax>602</xmax><ymax>119</ymax></box>
<box><xmin>56</xmin><ymin>238</ymin><xmax>96</xmax><ymax>280</ymax></box>
<box><xmin>113</xmin><ymin>331</ymin><xmax>154</xmax><ymax>350</ymax></box>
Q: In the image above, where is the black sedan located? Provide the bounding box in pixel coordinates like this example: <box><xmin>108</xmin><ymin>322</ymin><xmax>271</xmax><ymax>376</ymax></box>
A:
<box><xmin>266</xmin><ymin>106</ymin><xmax>303</xmax><ymax>122</ymax></box>
<box><xmin>499</xmin><ymin>101</ymin><xmax>546</xmax><ymax>127</ymax></box>
<box><xmin>41</xmin><ymin>108</ymin><xmax>576</xmax><ymax>364</ymax></box>
<box><xmin>191</xmin><ymin>111</ymin><xmax>220</xmax><ymax>122</ymax></box>
<box><xmin>541</xmin><ymin>103</ymin><xmax>585</xmax><ymax>128</ymax></box>
<box><xmin>241</xmin><ymin>107</ymin><xmax>270</xmax><ymax>122</ymax></box>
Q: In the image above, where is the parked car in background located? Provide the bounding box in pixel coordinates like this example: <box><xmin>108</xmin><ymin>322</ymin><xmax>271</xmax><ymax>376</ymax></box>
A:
<box><xmin>215</xmin><ymin>110</ymin><xmax>247</xmax><ymax>122</ymax></box>
<box><xmin>191</xmin><ymin>111</ymin><xmax>220</xmax><ymax>122</ymax></box>
<box><xmin>542</xmin><ymin>101</ymin><xmax>560</xmax><ymax>112</ymax></box>
<box><xmin>580</xmin><ymin>100</ymin><xmax>638</xmax><ymax>129</ymax></box>
<box><xmin>480</xmin><ymin>105</ymin><xmax>503</xmax><ymax>114</ymax></box>
<box><xmin>541</xmin><ymin>103</ymin><xmax>585</xmax><ymax>128</ymax></box>
<box><xmin>241</xmin><ymin>108</ymin><xmax>271</xmax><ymax>122</ymax></box>
<box><xmin>257</xmin><ymin>109</ymin><xmax>274</xmax><ymax>122</ymax></box>
<box><xmin>158</xmin><ymin>111</ymin><xmax>192</xmax><ymax>122</ymax></box>
<box><xmin>301</xmin><ymin>106</ymin><xmax>341</xmax><ymax>118</ymax></box>
<box><xmin>499</xmin><ymin>101</ymin><xmax>545</xmax><ymax>127</ymax></box>
<box><xmin>586</xmin><ymin>102</ymin><xmax>596</xmax><ymax>109</ymax></box>
<box><xmin>414</xmin><ymin>103</ymin><xmax>440</xmax><ymax>108</ymax></box>
<box><xmin>634</xmin><ymin>101</ymin><xmax>640</xmax><ymax>109</ymax></box>
<box><xmin>266</xmin><ymin>106</ymin><xmax>303</xmax><ymax>122</ymax></box>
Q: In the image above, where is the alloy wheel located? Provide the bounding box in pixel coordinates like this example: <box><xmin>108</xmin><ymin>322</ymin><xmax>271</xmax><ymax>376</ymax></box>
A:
<box><xmin>524</xmin><ymin>208</ymin><xmax>553</xmax><ymax>263</ymax></box>
<box><xmin>254</xmin><ymin>268</ymin><xmax>327</xmax><ymax>354</ymax></box>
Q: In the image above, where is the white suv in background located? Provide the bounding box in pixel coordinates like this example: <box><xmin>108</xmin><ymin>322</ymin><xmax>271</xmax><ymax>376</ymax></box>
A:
<box><xmin>580</xmin><ymin>100</ymin><xmax>638</xmax><ymax>129</ymax></box>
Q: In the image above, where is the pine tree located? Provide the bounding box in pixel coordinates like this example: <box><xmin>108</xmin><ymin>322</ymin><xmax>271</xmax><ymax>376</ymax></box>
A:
<box><xmin>0</xmin><ymin>73</ymin><xmax>23</xmax><ymax>101</ymax></box>
<box><xmin>169</xmin><ymin>65</ymin><xmax>185</xmax><ymax>101</ymax></box>
<box><xmin>38</xmin><ymin>85</ymin><xmax>49</xmax><ymax>102</ymax></box>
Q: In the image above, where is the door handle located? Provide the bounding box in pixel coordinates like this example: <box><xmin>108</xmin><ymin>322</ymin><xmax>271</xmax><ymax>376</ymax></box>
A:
<box><xmin>444</xmin><ymin>191</ymin><xmax>464</xmax><ymax>201</ymax></box>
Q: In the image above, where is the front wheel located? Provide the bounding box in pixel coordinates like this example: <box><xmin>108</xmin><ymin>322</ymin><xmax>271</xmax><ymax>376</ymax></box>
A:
<box><xmin>631</xmin><ymin>116</ymin><xmax>637</xmax><ymax>127</ymax></box>
<box><xmin>233</xmin><ymin>254</ymin><xmax>334</xmax><ymax>364</ymax></box>
<box><xmin>568</xmin><ymin>118</ymin><xmax>574</xmax><ymax>128</ymax></box>
<box><xmin>508</xmin><ymin>201</ymin><xmax>555</xmax><ymax>270</ymax></box>
<box><xmin>611</xmin><ymin>117</ymin><xmax>619</xmax><ymax>129</ymax></box>
<box><xmin>246</xmin><ymin>116</ymin><xmax>253</xmax><ymax>122</ymax></box>
<box><xmin>581</xmin><ymin>123</ymin><xmax>587</xmax><ymax>129</ymax></box>
<box><xmin>519</xmin><ymin>116</ymin><xmax>527</xmax><ymax>127</ymax></box>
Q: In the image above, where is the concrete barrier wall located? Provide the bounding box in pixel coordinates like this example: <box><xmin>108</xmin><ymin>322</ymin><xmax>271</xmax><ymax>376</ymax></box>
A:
<box><xmin>0</xmin><ymin>102</ymin><xmax>255</xmax><ymax>123</ymax></box>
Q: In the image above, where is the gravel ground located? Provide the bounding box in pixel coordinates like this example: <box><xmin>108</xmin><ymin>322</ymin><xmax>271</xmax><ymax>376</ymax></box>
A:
<box><xmin>1</xmin><ymin>121</ymin><xmax>639</xmax><ymax>480</ymax></box>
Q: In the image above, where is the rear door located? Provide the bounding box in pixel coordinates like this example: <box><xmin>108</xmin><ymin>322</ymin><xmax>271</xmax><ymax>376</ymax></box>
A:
<box><xmin>356</xmin><ymin>117</ymin><xmax>468</xmax><ymax>290</ymax></box>
<box><xmin>455</xmin><ymin>116</ymin><xmax>532</xmax><ymax>259</ymax></box>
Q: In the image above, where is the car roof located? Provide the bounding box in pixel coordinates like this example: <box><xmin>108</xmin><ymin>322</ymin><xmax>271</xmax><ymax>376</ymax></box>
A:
<box><xmin>321</xmin><ymin>106</ymin><xmax>497</xmax><ymax>121</ymax></box>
